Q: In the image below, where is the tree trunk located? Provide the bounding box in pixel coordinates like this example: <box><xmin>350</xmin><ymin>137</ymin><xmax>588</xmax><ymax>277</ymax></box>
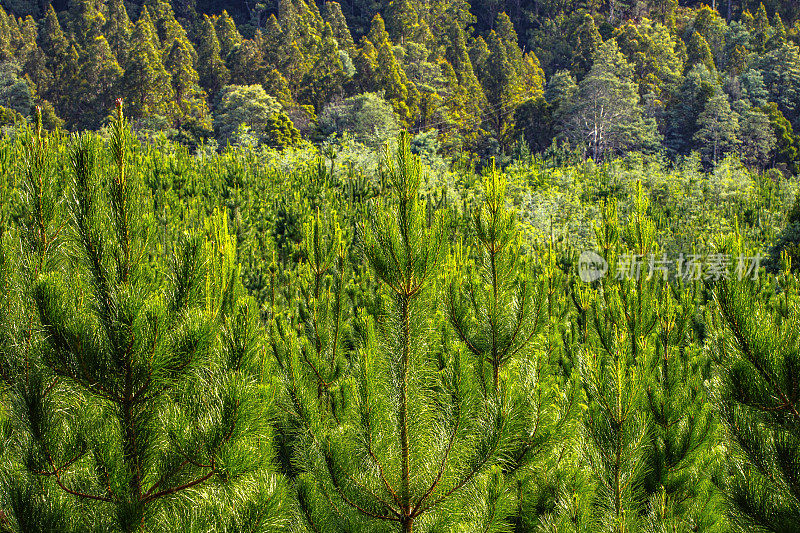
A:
<box><xmin>399</xmin><ymin>294</ymin><xmax>412</xmax><ymax>520</ymax></box>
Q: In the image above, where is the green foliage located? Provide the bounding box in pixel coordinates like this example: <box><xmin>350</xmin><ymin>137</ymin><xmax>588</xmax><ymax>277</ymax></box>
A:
<box><xmin>0</xmin><ymin>0</ymin><xmax>793</xmax><ymax>171</ymax></box>
<box><xmin>2</xmin><ymin>0</ymin><xmax>800</xmax><ymax>529</ymax></box>
<box><xmin>317</xmin><ymin>92</ymin><xmax>399</xmax><ymax>147</ymax></box>
<box><xmin>694</xmin><ymin>93</ymin><xmax>740</xmax><ymax>165</ymax></box>
<box><xmin>213</xmin><ymin>84</ymin><xmax>283</xmax><ymax>147</ymax></box>
<box><xmin>0</xmin><ymin>61</ymin><xmax>31</xmax><ymax>117</ymax></box>
<box><xmin>563</xmin><ymin>40</ymin><xmax>661</xmax><ymax>161</ymax></box>
<box><xmin>712</xmin><ymin>274</ymin><xmax>800</xmax><ymax>532</ymax></box>
<box><xmin>446</xmin><ymin>162</ymin><xmax>546</xmax><ymax>392</ymax></box>
<box><xmin>0</xmin><ymin>103</ymin><xmax>289</xmax><ymax>532</ymax></box>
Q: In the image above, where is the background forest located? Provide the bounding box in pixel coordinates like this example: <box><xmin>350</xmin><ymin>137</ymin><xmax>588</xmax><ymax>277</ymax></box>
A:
<box><xmin>0</xmin><ymin>0</ymin><xmax>796</xmax><ymax>168</ymax></box>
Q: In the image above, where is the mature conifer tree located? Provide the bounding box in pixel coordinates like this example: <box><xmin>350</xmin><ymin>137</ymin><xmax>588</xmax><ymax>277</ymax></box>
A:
<box><xmin>122</xmin><ymin>7</ymin><xmax>176</xmax><ymax>121</ymax></box>
<box><xmin>164</xmin><ymin>37</ymin><xmax>209</xmax><ymax>129</ymax></box>
<box><xmin>76</xmin><ymin>34</ymin><xmax>123</xmax><ymax>129</ymax></box>
<box><xmin>104</xmin><ymin>0</ymin><xmax>132</xmax><ymax>65</ymax></box>
<box><xmin>444</xmin><ymin>20</ymin><xmax>484</xmax><ymax>109</ymax></box>
<box><xmin>299</xmin><ymin>23</ymin><xmax>347</xmax><ymax>112</ymax></box>
<box><xmin>214</xmin><ymin>10</ymin><xmax>242</xmax><ymax>62</ymax></box>
<box><xmin>322</xmin><ymin>1</ymin><xmax>355</xmax><ymax>54</ymax></box>
<box><xmin>227</xmin><ymin>37</ymin><xmax>267</xmax><ymax>87</ymax></box>
<box><xmin>686</xmin><ymin>31</ymin><xmax>716</xmax><ymax>73</ymax></box>
<box><xmin>367</xmin><ymin>14</ymin><xmax>419</xmax><ymax>126</ymax></box>
<box><xmin>39</xmin><ymin>6</ymin><xmax>72</xmax><ymax>111</ymax></box>
<box><xmin>572</xmin><ymin>14</ymin><xmax>602</xmax><ymax>79</ymax></box>
<box><xmin>386</xmin><ymin>0</ymin><xmax>420</xmax><ymax>44</ymax></box>
<box><xmin>196</xmin><ymin>15</ymin><xmax>230</xmax><ymax>99</ymax></box>
<box><xmin>351</xmin><ymin>38</ymin><xmax>379</xmax><ymax>94</ymax></box>
<box><xmin>69</xmin><ymin>0</ymin><xmax>105</xmax><ymax>50</ymax></box>
<box><xmin>752</xmin><ymin>2</ymin><xmax>771</xmax><ymax>53</ymax></box>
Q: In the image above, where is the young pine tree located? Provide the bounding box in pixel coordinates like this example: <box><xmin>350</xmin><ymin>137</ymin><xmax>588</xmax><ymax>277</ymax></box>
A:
<box><xmin>0</xmin><ymin>104</ymin><xmax>288</xmax><ymax>532</ymax></box>
<box><xmin>446</xmin><ymin>163</ymin><xmax>578</xmax><ymax>531</ymax></box>
<box><xmin>711</xmin><ymin>267</ymin><xmax>800</xmax><ymax>532</ymax></box>
<box><xmin>294</xmin><ymin>134</ymin><xmax>519</xmax><ymax>533</ymax></box>
<box><xmin>446</xmin><ymin>162</ymin><xmax>547</xmax><ymax>394</ymax></box>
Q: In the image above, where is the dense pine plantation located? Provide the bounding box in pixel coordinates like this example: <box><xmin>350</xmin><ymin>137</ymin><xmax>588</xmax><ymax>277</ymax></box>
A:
<box><xmin>0</xmin><ymin>105</ymin><xmax>797</xmax><ymax>532</ymax></box>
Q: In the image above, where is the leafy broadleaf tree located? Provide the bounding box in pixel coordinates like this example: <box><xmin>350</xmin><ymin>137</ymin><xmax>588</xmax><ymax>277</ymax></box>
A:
<box><xmin>563</xmin><ymin>40</ymin><xmax>661</xmax><ymax>161</ymax></box>
<box><xmin>693</xmin><ymin>92</ymin><xmax>740</xmax><ymax>165</ymax></box>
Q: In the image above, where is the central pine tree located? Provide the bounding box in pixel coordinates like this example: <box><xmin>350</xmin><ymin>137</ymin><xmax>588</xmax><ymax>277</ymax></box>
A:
<box><xmin>446</xmin><ymin>161</ymin><xmax>546</xmax><ymax>394</ymax></box>
<box><xmin>291</xmin><ymin>134</ymin><xmax>519</xmax><ymax>532</ymax></box>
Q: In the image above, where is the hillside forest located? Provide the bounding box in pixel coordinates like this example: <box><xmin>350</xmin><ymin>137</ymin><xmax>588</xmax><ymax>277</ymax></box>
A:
<box><xmin>0</xmin><ymin>0</ymin><xmax>796</xmax><ymax>167</ymax></box>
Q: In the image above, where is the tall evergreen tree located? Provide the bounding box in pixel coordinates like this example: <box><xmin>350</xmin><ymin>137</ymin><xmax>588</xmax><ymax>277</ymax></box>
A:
<box><xmin>195</xmin><ymin>15</ymin><xmax>229</xmax><ymax>99</ymax></box>
<box><xmin>444</xmin><ymin>19</ymin><xmax>486</xmax><ymax>119</ymax></box>
<box><xmin>69</xmin><ymin>0</ymin><xmax>105</xmax><ymax>50</ymax></box>
<box><xmin>299</xmin><ymin>22</ymin><xmax>347</xmax><ymax>112</ymax></box>
<box><xmin>572</xmin><ymin>13</ymin><xmax>602</xmax><ymax>79</ymax></box>
<box><xmin>613</xmin><ymin>19</ymin><xmax>682</xmax><ymax>99</ymax></box>
<box><xmin>289</xmin><ymin>135</ymin><xmax>518</xmax><ymax>533</ymax></box>
<box><xmin>103</xmin><ymin>0</ymin><xmax>132</xmax><ymax>66</ymax></box>
<box><xmin>686</xmin><ymin>31</ymin><xmax>716</xmax><ymax>73</ymax></box>
<box><xmin>214</xmin><ymin>10</ymin><xmax>242</xmax><ymax>62</ymax></box>
<box><xmin>766</xmin><ymin>12</ymin><xmax>787</xmax><ymax>50</ymax></box>
<box><xmin>227</xmin><ymin>37</ymin><xmax>267</xmax><ymax>87</ymax></box>
<box><xmin>665</xmin><ymin>63</ymin><xmax>718</xmax><ymax>154</ymax></box>
<box><xmin>758</xmin><ymin>41</ymin><xmax>800</xmax><ymax>129</ymax></box>
<box><xmin>39</xmin><ymin>5</ymin><xmax>72</xmax><ymax>111</ymax></box>
<box><xmin>693</xmin><ymin>92</ymin><xmax>740</xmax><ymax>164</ymax></box>
<box><xmin>752</xmin><ymin>2</ymin><xmax>771</xmax><ymax>53</ymax></box>
<box><xmin>322</xmin><ymin>1</ymin><xmax>355</xmax><ymax>54</ymax></box>
<box><xmin>740</xmin><ymin>106</ymin><xmax>777</xmax><ymax>169</ymax></box>
<box><xmin>386</xmin><ymin>0</ymin><xmax>420</xmax><ymax>44</ymax></box>
<box><xmin>75</xmin><ymin>34</ymin><xmax>123</xmax><ymax>129</ymax></box>
<box><xmin>122</xmin><ymin>7</ymin><xmax>176</xmax><ymax>122</ymax></box>
<box><xmin>368</xmin><ymin>14</ymin><xmax>418</xmax><ymax>126</ymax></box>
<box><xmin>164</xmin><ymin>37</ymin><xmax>208</xmax><ymax>130</ymax></box>
<box><xmin>351</xmin><ymin>37</ymin><xmax>379</xmax><ymax>94</ymax></box>
<box><xmin>762</xmin><ymin>101</ymin><xmax>800</xmax><ymax>173</ymax></box>
<box><xmin>260</xmin><ymin>14</ymin><xmax>284</xmax><ymax>68</ymax></box>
